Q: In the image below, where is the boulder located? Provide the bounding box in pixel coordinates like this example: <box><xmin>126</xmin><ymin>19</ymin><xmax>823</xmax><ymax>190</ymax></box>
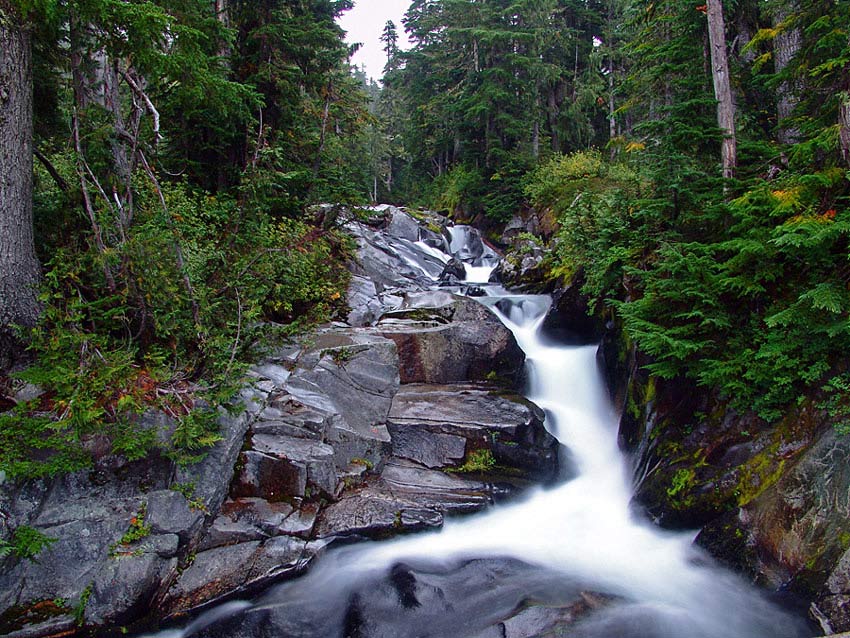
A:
<box><xmin>388</xmin><ymin>384</ymin><xmax>560</xmax><ymax>482</ymax></box>
<box><xmin>145</xmin><ymin>490</ymin><xmax>205</xmax><ymax>544</ymax></box>
<box><xmin>378</xmin><ymin>460</ymin><xmax>493</xmax><ymax>513</ymax></box>
<box><xmin>377</xmin><ymin>293</ymin><xmax>525</xmax><ymax>385</ymax></box>
<box><xmin>346</xmin><ymin>275</ymin><xmax>403</xmax><ymax>328</ymax></box>
<box><xmin>162</xmin><ymin>537</ymin><xmax>310</xmax><ymax>616</ymax></box>
<box><xmin>541</xmin><ymin>277</ymin><xmax>604</xmax><ymax>343</ymax></box>
<box><xmin>284</xmin><ymin>330</ymin><xmax>399</xmax><ymax>471</ymax></box>
<box><xmin>186</xmin><ymin>558</ymin><xmax>597</xmax><ymax>638</ymax></box>
<box><xmin>439</xmin><ymin>257</ymin><xmax>467</xmax><ymax>282</ymax></box>
<box><xmin>386</xmin><ymin>208</ymin><xmax>422</xmax><ymax>242</ymax></box>
<box><xmin>232</xmin><ymin>436</ymin><xmax>337</xmax><ymax>501</ymax></box>
<box><xmin>314</xmin><ymin>493</ymin><xmax>441</xmax><ymax>540</ymax></box>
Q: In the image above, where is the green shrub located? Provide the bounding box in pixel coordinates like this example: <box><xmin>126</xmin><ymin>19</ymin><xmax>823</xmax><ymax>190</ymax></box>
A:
<box><xmin>0</xmin><ymin>526</ymin><xmax>56</xmax><ymax>561</ymax></box>
<box><xmin>2</xmin><ymin>177</ymin><xmax>351</xmax><ymax>480</ymax></box>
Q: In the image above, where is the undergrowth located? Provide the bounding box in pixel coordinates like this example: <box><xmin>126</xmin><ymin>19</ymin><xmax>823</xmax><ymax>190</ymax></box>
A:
<box><xmin>1</xmin><ymin>177</ymin><xmax>352</xmax><ymax>480</ymax></box>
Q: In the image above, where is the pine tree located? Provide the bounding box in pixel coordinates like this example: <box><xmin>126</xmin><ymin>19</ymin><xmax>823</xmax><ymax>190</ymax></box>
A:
<box><xmin>0</xmin><ymin>0</ymin><xmax>41</xmax><ymax>367</ymax></box>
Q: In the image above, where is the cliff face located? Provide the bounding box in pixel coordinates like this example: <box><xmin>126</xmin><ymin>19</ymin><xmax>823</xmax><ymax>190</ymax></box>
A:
<box><xmin>600</xmin><ymin>326</ymin><xmax>850</xmax><ymax>633</ymax></box>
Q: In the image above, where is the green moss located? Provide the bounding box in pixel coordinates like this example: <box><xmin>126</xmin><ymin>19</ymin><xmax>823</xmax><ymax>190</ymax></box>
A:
<box><xmin>321</xmin><ymin>347</ymin><xmax>355</xmax><ymax>365</ymax></box>
<box><xmin>449</xmin><ymin>448</ymin><xmax>496</xmax><ymax>473</ymax></box>
<box><xmin>735</xmin><ymin>444</ymin><xmax>786</xmax><ymax>506</ymax></box>
<box><xmin>667</xmin><ymin>468</ymin><xmax>696</xmax><ymax>499</ymax></box>
<box><xmin>0</xmin><ymin>526</ymin><xmax>56</xmax><ymax>561</ymax></box>
<box><xmin>74</xmin><ymin>584</ymin><xmax>93</xmax><ymax>627</ymax></box>
<box><xmin>110</xmin><ymin>504</ymin><xmax>151</xmax><ymax>556</ymax></box>
<box><xmin>351</xmin><ymin>457</ymin><xmax>374</xmax><ymax>471</ymax></box>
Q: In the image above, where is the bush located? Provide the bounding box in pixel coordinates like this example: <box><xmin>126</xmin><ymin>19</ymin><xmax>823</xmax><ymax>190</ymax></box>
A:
<box><xmin>525</xmin><ymin>150</ymin><xmax>643</xmax><ymax>303</ymax></box>
<box><xmin>1</xmin><ymin>178</ymin><xmax>351</xmax><ymax>480</ymax></box>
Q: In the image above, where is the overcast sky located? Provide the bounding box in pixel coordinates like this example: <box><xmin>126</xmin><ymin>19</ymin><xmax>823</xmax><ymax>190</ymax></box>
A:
<box><xmin>338</xmin><ymin>0</ymin><xmax>413</xmax><ymax>82</ymax></box>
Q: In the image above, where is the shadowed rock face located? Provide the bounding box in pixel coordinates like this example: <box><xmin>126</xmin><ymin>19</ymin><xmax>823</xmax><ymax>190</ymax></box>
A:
<box><xmin>601</xmin><ymin>319</ymin><xmax>850</xmax><ymax>633</ymax></box>
<box><xmin>188</xmin><ymin>557</ymin><xmax>611</xmax><ymax>638</ymax></box>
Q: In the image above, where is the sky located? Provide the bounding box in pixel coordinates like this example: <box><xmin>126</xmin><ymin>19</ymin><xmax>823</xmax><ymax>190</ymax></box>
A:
<box><xmin>337</xmin><ymin>0</ymin><xmax>413</xmax><ymax>82</ymax></box>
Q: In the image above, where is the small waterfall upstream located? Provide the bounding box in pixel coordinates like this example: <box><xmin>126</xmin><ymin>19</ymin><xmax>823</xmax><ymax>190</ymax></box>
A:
<box><xmin>150</xmin><ymin>224</ymin><xmax>809</xmax><ymax>638</ymax></box>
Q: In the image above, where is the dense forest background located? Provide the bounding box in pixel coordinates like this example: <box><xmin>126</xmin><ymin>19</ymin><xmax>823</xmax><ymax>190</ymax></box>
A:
<box><xmin>0</xmin><ymin>0</ymin><xmax>848</xmax><ymax>478</ymax></box>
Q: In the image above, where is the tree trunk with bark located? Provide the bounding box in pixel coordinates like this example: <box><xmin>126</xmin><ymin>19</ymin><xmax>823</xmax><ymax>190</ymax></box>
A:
<box><xmin>706</xmin><ymin>0</ymin><xmax>737</xmax><ymax>180</ymax></box>
<box><xmin>773</xmin><ymin>2</ymin><xmax>802</xmax><ymax>144</ymax></box>
<box><xmin>841</xmin><ymin>86</ymin><xmax>850</xmax><ymax>167</ymax></box>
<box><xmin>0</xmin><ymin>5</ymin><xmax>41</xmax><ymax>368</ymax></box>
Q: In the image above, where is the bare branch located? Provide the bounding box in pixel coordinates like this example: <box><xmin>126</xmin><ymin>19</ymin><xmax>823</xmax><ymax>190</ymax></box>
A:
<box><xmin>33</xmin><ymin>148</ymin><xmax>69</xmax><ymax>192</ymax></box>
<box><xmin>120</xmin><ymin>69</ymin><xmax>161</xmax><ymax>146</ymax></box>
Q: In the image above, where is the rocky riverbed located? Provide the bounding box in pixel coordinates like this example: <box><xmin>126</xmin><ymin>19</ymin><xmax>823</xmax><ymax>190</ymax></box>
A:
<box><xmin>0</xmin><ymin>207</ymin><xmax>561</xmax><ymax>637</ymax></box>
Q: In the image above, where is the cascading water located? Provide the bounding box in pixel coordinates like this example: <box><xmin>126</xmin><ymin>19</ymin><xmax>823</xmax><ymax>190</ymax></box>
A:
<box><xmin>149</xmin><ymin>227</ymin><xmax>810</xmax><ymax>638</ymax></box>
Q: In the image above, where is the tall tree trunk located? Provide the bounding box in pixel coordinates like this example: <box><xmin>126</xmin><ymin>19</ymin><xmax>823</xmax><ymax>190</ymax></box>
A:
<box><xmin>312</xmin><ymin>82</ymin><xmax>333</xmax><ymax>180</ymax></box>
<box><xmin>773</xmin><ymin>2</ymin><xmax>801</xmax><ymax>143</ymax></box>
<box><xmin>0</xmin><ymin>5</ymin><xmax>41</xmax><ymax>367</ymax></box>
<box><xmin>71</xmin><ymin>17</ymin><xmax>133</xmax><ymax>238</ymax></box>
<box><xmin>213</xmin><ymin>0</ymin><xmax>231</xmax><ymax>61</ymax></box>
<box><xmin>706</xmin><ymin>0</ymin><xmax>737</xmax><ymax>180</ymax></box>
<box><xmin>841</xmin><ymin>80</ymin><xmax>850</xmax><ymax>167</ymax></box>
<box><xmin>547</xmin><ymin>87</ymin><xmax>560</xmax><ymax>152</ymax></box>
<box><xmin>532</xmin><ymin>90</ymin><xmax>540</xmax><ymax>160</ymax></box>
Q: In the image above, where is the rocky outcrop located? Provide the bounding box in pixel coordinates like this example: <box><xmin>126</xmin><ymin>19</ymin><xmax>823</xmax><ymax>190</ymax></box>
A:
<box><xmin>0</xmin><ymin>206</ymin><xmax>563</xmax><ymax>636</ymax></box>
<box><xmin>377</xmin><ymin>291</ymin><xmax>525</xmax><ymax>385</ymax></box>
<box><xmin>601</xmin><ymin>323</ymin><xmax>850</xmax><ymax>633</ymax></box>
<box><xmin>0</xmin><ymin>397</ymin><xmax>256</xmax><ymax>636</ymax></box>
<box><xmin>345</xmin><ymin>206</ymin><xmax>450</xmax><ymax>327</ymax></box>
<box><xmin>388</xmin><ymin>384</ymin><xmax>559</xmax><ymax>483</ymax></box>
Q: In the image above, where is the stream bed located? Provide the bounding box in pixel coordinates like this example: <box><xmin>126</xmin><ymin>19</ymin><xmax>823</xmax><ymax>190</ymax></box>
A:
<box><xmin>144</xmin><ymin>217</ymin><xmax>811</xmax><ymax>638</ymax></box>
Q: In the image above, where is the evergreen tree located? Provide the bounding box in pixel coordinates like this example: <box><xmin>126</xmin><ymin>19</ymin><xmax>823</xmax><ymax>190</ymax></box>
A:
<box><xmin>0</xmin><ymin>0</ymin><xmax>41</xmax><ymax>367</ymax></box>
<box><xmin>381</xmin><ymin>19</ymin><xmax>399</xmax><ymax>71</ymax></box>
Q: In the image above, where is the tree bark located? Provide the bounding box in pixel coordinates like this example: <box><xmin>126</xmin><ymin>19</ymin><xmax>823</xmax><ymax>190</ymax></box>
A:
<box><xmin>706</xmin><ymin>0</ymin><xmax>737</xmax><ymax>180</ymax></box>
<box><xmin>0</xmin><ymin>5</ymin><xmax>41</xmax><ymax>367</ymax></box>
<box><xmin>773</xmin><ymin>2</ymin><xmax>801</xmax><ymax>143</ymax></box>
<box><xmin>841</xmin><ymin>87</ymin><xmax>850</xmax><ymax>167</ymax></box>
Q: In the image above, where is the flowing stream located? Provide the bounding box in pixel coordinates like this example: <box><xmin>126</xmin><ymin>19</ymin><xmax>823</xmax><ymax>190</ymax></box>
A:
<box><xmin>156</xmin><ymin>225</ymin><xmax>810</xmax><ymax>638</ymax></box>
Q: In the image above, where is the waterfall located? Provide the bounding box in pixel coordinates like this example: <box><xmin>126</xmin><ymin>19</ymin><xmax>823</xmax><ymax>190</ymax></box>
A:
<box><xmin>146</xmin><ymin>225</ymin><xmax>809</xmax><ymax>638</ymax></box>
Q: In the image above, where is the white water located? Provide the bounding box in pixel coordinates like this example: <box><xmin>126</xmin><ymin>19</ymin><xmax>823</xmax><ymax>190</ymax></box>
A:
<box><xmin>152</xmin><ymin>227</ymin><xmax>808</xmax><ymax>638</ymax></box>
<box><xmin>262</xmin><ymin>294</ymin><xmax>803</xmax><ymax>637</ymax></box>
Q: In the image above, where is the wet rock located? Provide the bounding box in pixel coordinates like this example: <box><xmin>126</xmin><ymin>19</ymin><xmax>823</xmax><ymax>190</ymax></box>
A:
<box><xmin>378</xmin><ymin>460</ymin><xmax>491</xmax><ymax>514</ymax></box>
<box><xmin>541</xmin><ymin>277</ymin><xmax>604</xmax><ymax>343</ymax></box>
<box><xmin>251</xmin><ymin>363</ymin><xmax>291</xmax><ymax>386</ymax></box>
<box><xmin>233</xmin><ymin>450</ymin><xmax>308</xmax><ymax>502</ymax></box>
<box><xmin>86</xmin><ymin>553</ymin><xmax>177</xmax><ymax>626</ymax></box>
<box><xmin>192</xmin><ymin>558</ymin><xmax>590</xmax><ymax>638</ymax></box>
<box><xmin>439</xmin><ymin>257</ymin><xmax>467</xmax><ymax>282</ymax></box>
<box><xmin>386</xmin><ymin>208</ymin><xmax>422</xmax><ymax>242</ymax></box>
<box><xmin>314</xmin><ymin>495</ymin><xmax>433</xmax><ymax>539</ymax></box>
<box><xmin>388</xmin><ymin>384</ymin><xmax>559</xmax><ymax>482</ymax></box>
<box><xmin>164</xmin><ymin>542</ymin><xmax>261</xmax><ymax>612</ymax></box>
<box><xmin>390</xmin><ymin>425</ymin><xmax>467</xmax><ymax>469</ymax></box>
<box><xmin>448</xmin><ymin>225</ymin><xmax>487</xmax><ymax>264</ymax></box>
<box><xmin>285</xmin><ymin>331</ymin><xmax>398</xmax><ymax>472</ymax></box>
<box><xmin>490</xmin><ymin>234</ymin><xmax>548</xmax><ymax>291</ymax></box>
<box><xmin>255</xmin><ymin>434</ymin><xmax>337</xmax><ymax>499</ymax></box>
<box><xmin>347</xmin><ymin>223</ymin><xmax>442</xmax><ymax>292</ymax></box>
<box><xmin>145</xmin><ymin>490</ymin><xmax>204</xmax><ymax>544</ymax></box>
<box><xmin>163</xmin><ymin>538</ymin><xmax>310</xmax><ymax>615</ymax></box>
<box><xmin>740</xmin><ymin>428</ymin><xmax>850</xmax><ymax>602</ymax></box>
<box><xmin>198</xmin><ymin>514</ymin><xmax>268</xmax><ymax>551</ymax></box>
<box><xmin>347</xmin><ymin>275</ymin><xmax>402</xmax><ymax>327</ymax></box>
<box><xmin>378</xmin><ymin>294</ymin><xmax>525</xmax><ymax>385</ymax></box>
